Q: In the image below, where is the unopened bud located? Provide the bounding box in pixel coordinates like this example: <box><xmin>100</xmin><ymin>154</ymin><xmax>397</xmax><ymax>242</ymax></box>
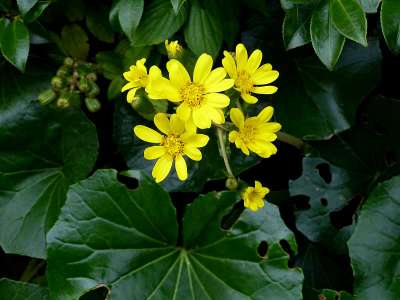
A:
<box><xmin>85</xmin><ymin>97</ymin><xmax>101</xmax><ymax>112</ymax></box>
<box><xmin>38</xmin><ymin>89</ymin><xmax>57</xmax><ymax>105</ymax></box>
<box><xmin>225</xmin><ymin>177</ymin><xmax>238</xmax><ymax>191</ymax></box>
<box><xmin>78</xmin><ymin>78</ymin><xmax>90</xmax><ymax>92</ymax></box>
<box><xmin>86</xmin><ymin>72</ymin><xmax>97</xmax><ymax>81</ymax></box>
<box><xmin>57</xmin><ymin>97</ymin><xmax>70</xmax><ymax>108</ymax></box>
<box><xmin>86</xmin><ymin>82</ymin><xmax>100</xmax><ymax>97</ymax></box>
<box><xmin>51</xmin><ymin>76</ymin><xmax>64</xmax><ymax>90</ymax></box>
<box><xmin>64</xmin><ymin>57</ymin><xmax>74</xmax><ymax>67</ymax></box>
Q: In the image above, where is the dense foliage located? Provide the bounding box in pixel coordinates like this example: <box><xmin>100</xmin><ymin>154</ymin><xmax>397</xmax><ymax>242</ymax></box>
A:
<box><xmin>0</xmin><ymin>0</ymin><xmax>399</xmax><ymax>299</ymax></box>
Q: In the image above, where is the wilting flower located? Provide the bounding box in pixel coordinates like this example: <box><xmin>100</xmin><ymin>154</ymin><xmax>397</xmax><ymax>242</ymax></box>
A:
<box><xmin>148</xmin><ymin>54</ymin><xmax>234</xmax><ymax>129</ymax></box>
<box><xmin>134</xmin><ymin>113</ymin><xmax>209</xmax><ymax>183</ymax></box>
<box><xmin>222</xmin><ymin>43</ymin><xmax>279</xmax><ymax>104</ymax></box>
<box><xmin>242</xmin><ymin>180</ymin><xmax>269</xmax><ymax>212</ymax></box>
<box><xmin>165</xmin><ymin>40</ymin><xmax>183</xmax><ymax>58</ymax></box>
<box><xmin>121</xmin><ymin>58</ymin><xmax>162</xmax><ymax>103</ymax></box>
<box><xmin>229</xmin><ymin>106</ymin><xmax>281</xmax><ymax>158</ymax></box>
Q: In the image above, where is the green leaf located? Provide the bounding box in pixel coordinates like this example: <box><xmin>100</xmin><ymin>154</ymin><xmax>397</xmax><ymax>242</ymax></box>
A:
<box><xmin>61</xmin><ymin>24</ymin><xmax>89</xmax><ymax>60</ymax></box>
<box><xmin>96</xmin><ymin>51</ymin><xmax>123</xmax><ymax>80</ymax></box>
<box><xmin>64</xmin><ymin>0</ymin><xmax>85</xmax><ymax>22</ymax></box>
<box><xmin>23</xmin><ymin>1</ymin><xmax>51</xmax><ymax>23</ymax></box>
<box><xmin>17</xmin><ymin>0</ymin><xmax>39</xmax><ymax>15</ymax></box>
<box><xmin>170</xmin><ymin>0</ymin><xmax>186</xmax><ymax>14</ymax></box>
<box><xmin>310</xmin><ymin>1</ymin><xmax>346</xmax><ymax>70</ymax></box>
<box><xmin>133</xmin><ymin>0</ymin><xmax>187</xmax><ymax>46</ymax></box>
<box><xmin>0</xmin><ymin>19</ymin><xmax>30</xmax><ymax>72</ymax></box>
<box><xmin>47</xmin><ymin>169</ymin><xmax>303</xmax><ymax>299</ymax></box>
<box><xmin>282</xmin><ymin>6</ymin><xmax>312</xmax><ymax>50</ymax></box>
<box><xmin>184</xmin><ymin>0</ymin><xmax>223</xmax><ymax>58</ymax></box>
<box><xmin>108</xmin><ymin>77</ymin><xmax>125</xmax><ymax>100</ymax></box>
<box><xmin>348</xmin><ymin>176</ymin><xmax>400</xmax><ymax>300</ymax></box>
<box><xmin>0</xmin><ymin>278</ymin><xmax>48</xmax><ymax>299</ymax></box>
<box><xmin>118</xmin><ymin>0</ymin><xmax>144</xmax><ymax>42</ymax></box>
<box><xmin>381</xmin><ymin>0</ymin><xmax>400</xmax><ymax>54</ymax></box>
<box><xmin>0</xmin><ymin>62</ymin><xmax>98</xmax><ymax>258</ymax></box>
<box><xmin>86</xmin><ymin>3</ymin><xmax>114</xmax><ymax>43</ymax></box>
<box><xmin>331</xmin><ymin>0</ymin><xmax>367</xmax><ymax>46</ymax></box>
<box><xmin>359</xmin><ymin>0</ymin><xmax>381</xmax><ymax>13</ymax></box>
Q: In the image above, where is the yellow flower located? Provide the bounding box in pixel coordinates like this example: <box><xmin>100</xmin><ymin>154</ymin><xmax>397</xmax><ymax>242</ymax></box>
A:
<box><xmin>229</xmin><ymin>106</ymin><xmax>281</xmax><ymax>158</ymax></box>
<box><xmin>222</xmin><ymin>43</ymin><xmax>279</xmax><ymax>104</ymax></box>
<box><xmin>121</xmin><ymin>58</ymin><xmax>162</xmax><ymax>103</ymax></box>
<box><xmin>134</xmin><ymin>113</ymin><xmax>209</xmax><ymax>183</ymax></box>
<box><xmin>165</xmin><ymin>40</ymin><xmax>183</xmax><ymax>58</ymax></box>
<box><xmin>242</xmin><ymin>181</ymin><xmax>269</xmax><ymax>212</ymax></box>
<box><xmin>148</xmin><ymin>54</ymin><xmax>234</xmax><ymax>129</ymax></box>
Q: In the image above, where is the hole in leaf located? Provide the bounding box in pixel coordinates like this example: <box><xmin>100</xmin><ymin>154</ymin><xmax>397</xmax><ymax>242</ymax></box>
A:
<box><xmin>221</xmin><ymin>200</ymin><xmax>245</xmax><ymax>230</ymax></box>
<box><xmin>320</xmin><ymin>198</ymin><xmax>328</xmax><ymax>207</ymax></box>
<box><xmin>117</xmin><ymin>173</ymin><xmax>138</xmax><ymax>189</ymax></box>
<box><xmin>279</xmin><ymin>239</ymin><xmax>295</xmax><ymax>268</ymax></box>
<box><xmin>79</xmin><ymin>285</ymin><xmax>110</xmax><ymax>300</ymax></box>
<box><xmin>315</xmin><ymin>163</ymin><xmax>332</xmax><ymax>184</ymax></box>
<box><xmin>257</xmin><ymin>241</ymin><xmax>269</xmax><ymax>257</ymax></box>
<box><xmin>292</xmin><ymin>195</ymin><xmax>310</xmax><ymax>210</ymax></box>
<box><xmin>330</xmin><ymin>194</ymin><xmax>363</xmax><ymax>229</ymax></box>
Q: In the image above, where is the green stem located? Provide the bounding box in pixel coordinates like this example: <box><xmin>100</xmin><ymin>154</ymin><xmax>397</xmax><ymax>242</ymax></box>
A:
<box><xmin>20</xmin><ymin>259</ymin><xmax>45</xmax><ymax>282</ymax></box>
<box><xmin>277</xmin><ymin>131</ymin><xmax>305</xmax><ymax>150</ymax></box>
<box><xmin>216</xmin><ymin>127</ymin><xmax>235</xmax><ymax>178</ymax></box>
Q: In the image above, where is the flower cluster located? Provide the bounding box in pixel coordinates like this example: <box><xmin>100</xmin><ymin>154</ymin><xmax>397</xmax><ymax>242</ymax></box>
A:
<box><xmin>121</xmin><ymin>41</ymin><xmax>281</xmax><ymax>211</ymax></box>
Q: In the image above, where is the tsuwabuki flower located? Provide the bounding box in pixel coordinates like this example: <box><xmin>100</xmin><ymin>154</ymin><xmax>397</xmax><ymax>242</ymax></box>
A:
<box><xmin>229</xmin><ymin>107</ymin><xmax>281</xmax><ymax>158</ymax></box>
<box><xmin>121</xmin><ymin>58</ymin><xmax>162</xmax><ymax>103</ymax></box>
<box><xmin>222</xmin><ymin>43</ymin><xmax>279</xmax><ymax>104</ymax></box>
<box><xmin>165</xmin><ymin>40</ymin><xmax>183</xmax><ymax>58</ymax></box>
<box><xmin>242</xmin><ymin>180</ymin><xmax>269</xmax><ymax>212</ymax></box>
<box><xmin>148</xmin><ymin>54</ymin><xmax>234</xmax><ymax>129</ymax></box>
<box><xmin>134</xmin><ymin>113</ymin><xmax>209</xmax><ymax>183</ymax></box>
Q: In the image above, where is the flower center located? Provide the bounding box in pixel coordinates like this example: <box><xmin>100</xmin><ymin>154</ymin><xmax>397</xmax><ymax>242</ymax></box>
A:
<box><xmin>162</xmin><ymin>135</ymin><xmax>184</xmax><ymax>157</ymax></box>
<box><xmin>180</xmin><ymin>83</ymin><xmax>205</xmax><ymax>107</ymax></box>
<box><xmin>248</xmin><ymin>190</ymin><xmax>263</xmax><ymax>201</ymax></box>
<box><xmin>235</xmin><ymin>70</ymin><xmax>253</xmax><ymax>94</ymax></box>
<box><xmin>239</xmin><ymin>124</ymin><xmax>256</xmax><ymax>145</ymax></box>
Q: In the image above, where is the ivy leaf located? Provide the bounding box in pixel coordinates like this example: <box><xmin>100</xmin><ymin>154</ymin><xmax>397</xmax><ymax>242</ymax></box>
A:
<box><xmin>348</xmin><ymin>176</ymin><xmax>400</xmax><ymax>300</ymax></box>
<box><xmin>310</xmin><ymin>0</ymin><xmax>346</xmax><ymax>70</ymax></box>
<box><xmin>0</xmin><ymin>278</ymin><xmax>48</xmax><ymax>299</ymax></box>
<box><xmin>381</xmin><ymin>0</ymin><xmax>400</xmax><ymax>55</ymax></box>
<box><xmin>133</xmin><ymin>0</ymin><xmax>187</xmax><ymax>46</ymax></box>
<box><xmin>359</xmin><ymin>0</ymin><xmax>381</xmax><ymax>13</ymax></box>
<box><xmin>0</xmin><ymin>19</ymin><xmax>30</xmax><ymax>72</ymax></box>
<box><xmin>282</xmin><ymin>6</ymin><xmax>312</xmax><ymax>50</ymax></box>
<box><xmin>331</xmin><ymin>0</ymin><xmax>367</xmax><ymax>46</ymax></box>
<box><xmin>118</xmin><ymin>0</ymin><xmax>144</xmax><ymax>42</ymax></box>
<box><xmin>16</xmin><ymin>0</ymin><xmax>39</xmax><ymax>15</ymax></box>
<box><xmin>61</xmin><ymin>24</ymin><xmax>89</xmax><ymax>60</ymax></box>
<box><xmin>47</xmin><ymin>169</ymin><xmax>303</xmax><ymax>299</ymax></box>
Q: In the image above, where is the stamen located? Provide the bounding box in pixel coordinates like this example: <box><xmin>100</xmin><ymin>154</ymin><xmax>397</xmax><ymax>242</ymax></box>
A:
<box><xmin>235</xmin><ymin>70</ymin><xmax>253</xmax><ymax>94</ymax></box>
<box><xmin>180</xmin><ymin>83</ymin><xmax>205</xmax><ymax>107</ymax></box>
<box><xmin>162</xmin><ymin>135</ymin><xmax>185</xmax><ymax>157</ymax></box>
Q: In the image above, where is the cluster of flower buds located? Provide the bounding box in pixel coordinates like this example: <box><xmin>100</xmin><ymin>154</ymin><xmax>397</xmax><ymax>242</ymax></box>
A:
<box><xmin>38</xmin><ymin>58</ymin><xmax>101</xmax><ymax>112</ymax></box>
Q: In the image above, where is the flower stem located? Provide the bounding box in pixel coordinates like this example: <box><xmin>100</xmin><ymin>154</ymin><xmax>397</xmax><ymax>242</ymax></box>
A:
<box><xmin>277</xmin><ymin>131</ymin><xmax>305</xmax><ymax>150</ymax></box>
<box><xmin>20</xmin><ymin>259</ymin><xmax>45</xmax><ymax>282</ymax></box>
<box><xmin>216</xmin><ymin>127</ymin><xmax>235</xmax><ymax>179</ymax></box>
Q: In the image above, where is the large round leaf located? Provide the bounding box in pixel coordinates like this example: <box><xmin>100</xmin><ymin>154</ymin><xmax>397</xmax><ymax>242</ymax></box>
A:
<box><xmin>47</xmin><ymin>169</ymin><xmax>303</xmax><ymax>299</ymax></box>
<box><xmin>348</xmin><ymin>176</ymin><xmax>400</xmax><ymax>300</ymax></box>
<box><xmin>0</xmin><ymin>278</ymin><xmax>48</xmax><ymax>299</ymax></box>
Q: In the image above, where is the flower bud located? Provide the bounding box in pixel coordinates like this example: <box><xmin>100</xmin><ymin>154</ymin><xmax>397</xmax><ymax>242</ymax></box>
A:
<box><xmin>56</xmin><ymin>66</ymin><xmax>71</xmax><ymax>78</ymax></box>
<box><xmin>86</xmin><ymin>82</ymin><xmax>100</xmax><ymax>97</ymax></box>
<box><xmin>78</xmin><ymin>78</ymin><xmax>90</xmax><ymax>92</ymax></box>
<box><xmin>64</xmin><ymin>57</ymin><xmax>74</xmax><ymax>67</ymax></box>
<box><xmin>38</xmin><ymin>89</ymin><xmax>57</xmax><ymax>105</ymax></box>
<box><xmin>51</xmin><ymin>76</ymin><xmax>64</xmax><ymax>90</ymax></box>
<box><xmin>57</xmin><ymin>97</ymin><xmax>70</xmax><ymax>108</ymax></box>
<box><xmin>225</xmin><ymin>177</ymin><xmax>239</xmax><ymax>191</ymax></box>
<box><xmin>85</xmin><ymin>97</ymin><xmax>101</xmax><ymax>112</ymax></box>
<box><xmin>86</xmin><ymin>72</ymin><xmax>97</xmax><ymax>81</ymax></box>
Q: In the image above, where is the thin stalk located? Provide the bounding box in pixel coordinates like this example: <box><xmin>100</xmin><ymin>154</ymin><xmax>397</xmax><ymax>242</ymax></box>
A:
<box><xmin>216</xmin><ymin>127</ymin><xmax>235</xmax><ymax>179</ymax></box>
<box><xmin>20</xmin><ymin>259</ymin><xmax>45</xmax><ymax>282</ymax></box>
<box><xmin>277</xmin><ymin>131</ymin><xmax>305</xmax><ymax>150</ymax></box>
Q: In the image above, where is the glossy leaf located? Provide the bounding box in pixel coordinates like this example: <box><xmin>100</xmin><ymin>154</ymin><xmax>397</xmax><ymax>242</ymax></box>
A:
<box><xmin>86</xmin><ymin>3</ymin><xmax>114</xmax><ymax>43</ymax></box>
<box><xmin>170</xmin><ymin>0</ymin><xmax>185</xmax><ymax>14</ymax></box>
<box><xmin>283</xmin><ymin>7</ymin><xmax>312</xmax><ymax>50</ymax></box>
<box><xmin>310</xmin><ymin>1</ymin><xmax>345</xmax><ymax>70</ymax></box>
<box><xmin>60</xmin><ymin>24</ymin><xmax>89</xmax><ymax>60</ymax></box>
<box><xmin>348</xmin><ymin>176</ymin><xmax>400</xmax><ymax>300</ymax></box>
<box><xmin>331</xmin><ymin>0</ymin><xmax>367</xmax><ymax>46</ymax></box>
<box><xmin>359</xmin><ymin>0</ymin><xmax>381</xmax><ymax>13</ymax></box>
<box><xmin>47</xmin><ymin>169</ymin><xmax>303</xmax><ymax>299</ymax></box>
<box><xmin>118</xmin><ymin>0</ymin><xmax>144</xmax><ymax>42</ymax></box>
<box><xmin>17</xmin><ymin>0</ymin><xmax>38</xmax><ymax>15</ymax></box>
<box><xmin>381</xmin><ymin>0</ymin><xmax>400</xmax><ymax>54</ymax></box>
<box><xmin>0</xmin><ymin>278</ymin><xmax>48</xmax><ymax>299</ymax></box>
<box><xmin>0</xmin><ymin>19</ymin><xmax>30</xmax><ymax>72</ymax></box>
<box><xmin>23</xmin><ymin>1</ymin><xmax>51</xmax><ymax>23</ymax></box>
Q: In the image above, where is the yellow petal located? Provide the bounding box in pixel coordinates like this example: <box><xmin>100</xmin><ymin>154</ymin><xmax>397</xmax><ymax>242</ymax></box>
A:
<box><xmin>176</xmin><ymin>103</ymin><xmax>191</xmax><ymax>121</ymax></box>
<box><xmin>184</xmin><ymin>134</ymin><xmax>209</xmax><ymax>147</ymax></box>
<box><xmin>184</xmin><ymin>146</ymin><xmax>202</xmax><ymax>161</ymax></box>
<box><xmin>203</xmin><ymin>67</ymin><xmax>226</xmax><ymax>88</ymax></box>
<box><xmin>127</xmin><ymin>88</ymin><xmax>139</xmax><ymax>103</ymax></box>
<box><xmin>175</xmin><ymin>155</ymin><xmax>188</xmax><ymax>181</ymax></box>
<box><xmin>144</xmin><ymin>146</ymin><xmax>166</xmax><ymax>160</ymax></box>
<box><xmin>152</xmin><ymin>155</ymin><xmax>173</xmax><ymax>183</ymax></box>
<box><xmin>228</xmin><ymin>131</ymin><xmax>238</xmax><ymax>143</ymax></box>
<box><xmin>236</xmin><ymin>43</ymin><xmax>248</xmax><ymax>71</ymax></box>
<box><xmin>134</xmin><ymin>125</ymin><xmax>163</xmax><ymax>143</ymax></box>
<box><xmin>169</xmin><ymin>114</ymin><xmax>185</xmax><ymax>135</ymax></box>
<box><xmin>154</xmin><ymin>113</ymin><xmax>170</xmax><ymax>134</ymax></box>
<box><xmin>222</xmin><ymin>51</ymin><xmax>237</xmax><ymax>79</ymax></box>
<box><xmin>204</xmin><ymin>93</ymin><xmax>230</xmax><ymax>108</ymax></box>
<box><xmin>204</xmin><ymin>79</ymin><xmax>234</xmax><ymax>93</ymax></box>
<box><xmin>121</xmin><ymin>81</ymin><xmax>138</xmax><ymax>92</ymax></box>
<box><xmin>259</xmin><ymin>122</ymin><xmax>282</xmax><ymax>133</ymax></box>
<box><xmin>252</xmin><ymin>86</ymin><xmax>278</xmax><ymax>95</ymax></box>
<box><xmin>252</xmin><ymin>70</ymin><xmax>279</xmax><ymax>85</ymax></box>
<box><xmin>257</xmin><ymin>106</ymin><xmax>274</xmax><ymax>123</ymax></box>
<box><xmin>167</xmin><ymin>59</ymin><xmax>190</xmax><ymax>87</ymax></box>
<box><xmin>254</xmin><ymin>180</ymin><xmax>262</xmax><ymax>189</ymax></box>
<box><xmin>257</xmin><ymin>63</ymin><xmax>273</xmax><ymax>72</ymax></box>
<box><xmin>193</xmin><ymin>54</ymin><xmax>213</xmax><ymax>83</ymax></box>
<box><xmin>241</xmin><ymin>93</ymin><xmax>258</xmax><ymax>104</ymax></box>
<box><xmin>192</xmin><ymin>108</ymin><xmax>212</xmax><ymax>129</ymax></box>
<box><xmin>246</xmin><ymin>49</ymin><xmax>262</xmax><ymax>74</ymax></box>
<box><xmin>147</xmin><ymin>78</ymin><xmax>181</xmax><ymax>102</ymax></box>
<box><xmin>230</xmin><ymin>108</ymin><xmax>244</xmax><ymax>128</ymax></box>
<box><xmin>207</xmin><ymin>107</ymin><xmax>225</xmax><ymax>124</ymax></box>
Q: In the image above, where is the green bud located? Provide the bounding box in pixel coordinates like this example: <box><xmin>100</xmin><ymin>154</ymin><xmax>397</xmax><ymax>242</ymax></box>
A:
<box><xmin>51</xmin><ymin>76</ymin><xmax>64</xmax><ymax>90</ymax></box>
<box><xmin>57</xmin><ymin>97</ymin><xmax>70</xmax><ymax>108</ymax></box>
<box><xmin>64</xmin><ymin>57</ymin><xmax>74</xmax><ymax>67</ymax></box>
<box><xmin>225</xmin><ymin>177</ymin><xmax>239</xmax><ymax>191</ymax></box>
<box><xmin>78</xmin><ymin>78</ymin><xmax>90</xmax><ymax>92</ymax></box>
<box><xmin>85</xmin><ymin>97</ymin><xmax>101</xmax><ymax>112</ymax></box>
<box><xmin>86</xmin><ymin>81</ymin><xmax>100</xmax><ymax>97</ymax></box>
<box><xmin>56</xmin><ymin>66</ymin><xmax>71</xmax><ymax>78</ymax></box>
<box><xmin>38</xmin><ymin>89</ymin><xmax>57</xmax><ymax>105</ymax></box>
<box><xmin>86</xmin><ymin>72</ymin><xmax>97</xmax><ymax>81</ymax></box>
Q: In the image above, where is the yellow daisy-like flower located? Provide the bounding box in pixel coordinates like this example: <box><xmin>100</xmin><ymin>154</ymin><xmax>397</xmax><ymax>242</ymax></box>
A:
<box><xmin>222</xmin><ymin>43</ymin><xmax>279</xmax><ymax>104</ymax></box>
<box><xmin>148</xmin><ymin>54</ymin><xmax>234</xmax><ymax>129</ymax></box>
<box><xmin>134</xmin><ymin>113</ymin><xmax>209</xmax><ymax>183</ymax></box>
<box><xmin>229</xmin><ymin>106</ymin><xmax>281</xmax><ymax>158</ymax></box>
<box><xmin>165</xmin><ymin>40</ymin><xmax>183</xmax><ymax>58</ymax></box>
<box><xmin>121</xmin><ymin>58</ymin><xmax>162</xmax><ymax>103</ymax></box>
<box><xmin>242</xmin><ymin>180</ymin><xmax>269</xmax><ymax>212</ymax></box>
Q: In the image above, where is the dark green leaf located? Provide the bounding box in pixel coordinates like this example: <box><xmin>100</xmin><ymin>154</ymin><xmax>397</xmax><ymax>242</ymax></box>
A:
<box><xmin>184</xmin><ymin>0</ymin><xmax>223</xmax><ymax>58</ymax></box>
<box><xmin>381</xmin><ymin>0</ymin><xmax>400</xmax><ymax>54</ymax></box>
<box><xmin>64</xmin><ymin>0</ymin><xmax>85</xmax><ymax>22</ymax></box>
<box><xmin>359</xmin><ymin>0</ymin><xmax>381</xmax><ymax>13</ymax></box>
<box><xmin>86</xmin><ymin>3</ymin><xmax>114</xmax><ymax>43</ymax></box>
<box><xmin>17</xmin><ymin>0</ymin><xmax>39</xmax><ymax>15</ymax></box>
<box><xmin>108</xmin><ymin>77</ymin><xmax>125</xmax><ymax>100</ymax></box>
<box><xmin>61</xmin><ymin>24</ymin><xmax>89</xmax><ymax>60</ymax></box>
<box><xmin>23</xmin><ymin>1</ymin><xmax>51</xmax><ymax>23</ymax></box>
<box><xmin>310</xmin><ymin>1</ymin><xmax>345</xmax><ymax>70</ymax></box>
<box><xmin>331</xmin><ymin>0</ymin><xmax>367</xmax><ymax>46</ymax></box>
<box><xmin>170</xmin><ymin>0</ymin><xmax>185</xmax><ymax>14</ymax></box>
<box><xmin>47</xmin><ymin>169</ymin><xmax>303</xmax><ymax>299</ymax></box>
<box><xmin>348</xmin><ymin>176</ymin><xmax>400</xmax><ymax>300</ymax></box>
<box><xmin>282</xmin><ymin>7</ymin><xmax>312</xmax><ymax>50</ymax></box>
<box><xmin>0</xmin><ymin>19</ymin><xmax>30</xmax><ymax>72</ymax></box>
<box><xmin>133</xmin><ymin>0</ymin><xmax>187</xmax><ymax>46</ymax></box>
<box><xmin>0</xmin><ymin>278</ymin><xmax>48</xmax><ymax>299</ymax></box>
<box><xmin>118</xmin><ymin>0</ymin><xmax>144</xmax><ymax>42</ymax></box>
<box><xmin>96</xmin><ymin>51</ymin><xmax>123</xmax><ymax>80</ymax></box>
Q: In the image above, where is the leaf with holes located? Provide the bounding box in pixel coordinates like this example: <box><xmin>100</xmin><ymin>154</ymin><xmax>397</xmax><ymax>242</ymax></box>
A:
<box><xmin>0</xmin><ymin>278</ymin><xmax>48</xmax><ymax>299</ymax></box>
<box><xmin>359</xmin><ymin>0</ymin><xmax>381</xmax><ymax>13</ymax></box>
<box><xmin>348</xmin><ymin>176</ymin><xmax>400</xmax><ymax>300</ymax></box>
<box><xmin>47</xmin><ymin>169</ymin><xmax>303</xmax><ymax>300</ymax></box>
